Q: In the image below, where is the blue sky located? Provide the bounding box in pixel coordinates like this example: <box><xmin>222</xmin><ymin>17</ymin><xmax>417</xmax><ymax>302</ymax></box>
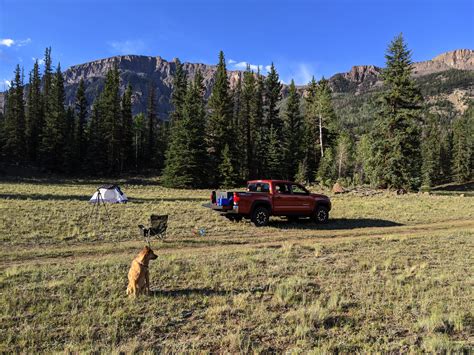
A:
<box><xmin>1</xmin><ymin>0</ymin><xmax>473</xmax><ymax>88</ymax></box>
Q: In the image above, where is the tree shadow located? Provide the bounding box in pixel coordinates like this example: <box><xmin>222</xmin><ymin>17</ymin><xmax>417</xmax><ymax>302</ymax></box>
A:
<box><xmin>268</xmin><ymin>218</ymin><xmax>403</xmax><ymax>230</ymax></box>
<box><xmin>0</xmin><ymin>193</ymin><xmax>205</xmax><ymax>203</ymax></box>
<box><xmin>0</xmin><ymin>193</ymin><xmax>90</xmax><ymax>201</ymax></box>
<box><xmin>150</xmin><ymin>285</ymin><xmax>270</xmax><ymax>297</ymax></box>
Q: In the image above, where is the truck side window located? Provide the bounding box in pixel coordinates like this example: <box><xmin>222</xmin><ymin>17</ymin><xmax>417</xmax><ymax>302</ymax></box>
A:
<box><xmin>275</xmin><ymin>183</ymin><xmax>290</xmax><ymax>194</ymax></box>
<box><xmin>291</xmin><ymin>184</ymin><xmax>308</xmax><ymax>195</ymax></box>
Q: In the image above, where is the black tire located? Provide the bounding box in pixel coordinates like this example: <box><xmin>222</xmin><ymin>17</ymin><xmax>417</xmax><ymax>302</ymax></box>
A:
<box><xmin>313</xmin><ymin>206</ymin><xmax>329</xmax><ymax>224</ymax></box>
<box><xmin>251</xmin><ymin>206</ymin><xmax>270</xmax><ymax>227</ymax></box>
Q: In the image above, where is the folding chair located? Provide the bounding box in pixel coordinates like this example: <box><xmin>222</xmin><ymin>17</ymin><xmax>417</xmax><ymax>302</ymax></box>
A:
<box><xmin>138</xmin><ymin>214</ymin><xmax>168</xmax><ymax>243</ymax></box>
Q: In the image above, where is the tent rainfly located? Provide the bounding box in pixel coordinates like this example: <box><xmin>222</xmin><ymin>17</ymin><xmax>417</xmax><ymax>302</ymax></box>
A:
<box><xmin>89</xmin><ymin>184</ymin><xmax>128</xmax><ymax>204</ymax></box>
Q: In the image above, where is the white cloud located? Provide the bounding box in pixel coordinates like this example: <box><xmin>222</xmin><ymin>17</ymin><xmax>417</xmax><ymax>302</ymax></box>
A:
<box><xmin>229</xmin><ymin>60</ymin><xmax>268</xmax><ymax>73</ymax></box>
<box><xmin>0</xmin><ymin>38</ymin><xmax>31</xmax><ymax>47</ymax></box>
<box><xmin>1</xmin><ymin>79</ymin><xmax>11</xmax><ymax>88</ymax></box>
<box><xmin>265</xmin><ymin>65</ymin><xmax>272</xmax><ymax>73</ymax></box>
<box><xmin>32</xmin><ymin>57</ymin><xmax>45</xmax><ymax>65</ymax></box>
<box><xmin>17</xmin><ymin>38</ymin><xmax>31</xmax><ymax>47</ymax></box>
<box><xmin>108</xmin><ymin>39</ymin><xmax>146</xmax><ymax>54</ymax></box>
<box><xmin>0</xmin><ymin>39</ymin><xmax>14</xmax><ymax>47</ymax></box>
<box><xmin>285</xmin><ymin>63</ymin><xmax>317</xmax><ymax>85</ymax></box>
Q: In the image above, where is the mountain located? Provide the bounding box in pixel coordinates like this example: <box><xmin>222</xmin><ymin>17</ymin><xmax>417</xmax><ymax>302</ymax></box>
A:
<box><xmin>62</xmin><ymin>55</ymin><xmax>244</xmax><ymax>118</ymax></box>
<box><xmin>0</xmin><ymin>49</ymin><xmax>473</xmax><ymax>118</ymax></box>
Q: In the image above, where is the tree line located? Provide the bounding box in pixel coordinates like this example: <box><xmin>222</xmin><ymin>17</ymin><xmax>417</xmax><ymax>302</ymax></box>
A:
<box><xmin>0</xmin><ymin>35</ymin><xmax>472</xmax><ymax>190</ymax></box>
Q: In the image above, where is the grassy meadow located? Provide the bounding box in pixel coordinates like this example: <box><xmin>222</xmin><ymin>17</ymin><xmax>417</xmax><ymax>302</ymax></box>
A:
<box><xmin>0</xmin><ymin>178</ymin><xmax>473</xmax><ymax>352</ymax></box>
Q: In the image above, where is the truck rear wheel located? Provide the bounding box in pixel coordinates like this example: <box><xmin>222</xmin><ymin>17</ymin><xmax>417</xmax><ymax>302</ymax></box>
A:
<box><xmin>313</xmin><ymin>206</ymin><xmax>329</xmax><ymax>224</ymax></box>
<box><xmin>251</xmin><ymin>206</ymin><xmax>270</xmax><ymax>227</ymax></box>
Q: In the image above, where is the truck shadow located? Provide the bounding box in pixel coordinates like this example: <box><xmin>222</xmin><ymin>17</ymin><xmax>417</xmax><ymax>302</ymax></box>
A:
<box><xmin>268</xmin><ymin>218</ymin><xmax>403</xmax><ymax>230</ymax></box>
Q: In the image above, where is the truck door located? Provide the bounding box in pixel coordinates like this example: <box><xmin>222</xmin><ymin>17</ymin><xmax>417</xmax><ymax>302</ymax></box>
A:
<box><xmin>290</xmin><ymin>183</ymin><xmax>313</xmax><ymax>215</ymax></box>
<box><xmin>272</xmin><ymin>182</ymin><xmax>293</xmax><ymax>215</ymax></box>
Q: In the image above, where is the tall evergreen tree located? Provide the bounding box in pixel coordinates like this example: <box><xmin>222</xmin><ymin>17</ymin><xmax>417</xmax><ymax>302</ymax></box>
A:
<box><xmin>207</xmin><ymin>51</ymin><xmax>234</xmax><ymax>184</ymax></box>
<box><xmin>74</xmin><ymin>79</ymin><xmax>88</xmax><ymax>167</ymax></box>
<box><xmin>163</xmin><ymin>71</ymin><xmax>209</xmax><ymax>187</ymax></box>
<box><xmin>170</xmin><ymin>59</ymin><xmax>187</xmax><ymax>125</ymax></box>
<box><xmin>102</xmin><ymin>64</ymin><xmax>122</xmax><ymax>173</ymax></box>
<box><xmin>283</xmin><ymin>79</ymin><xmax>303</xmax><ymax>179</ymax></box>
<box><xmin>132</xmin><ymin>113</ymin><xmax>147</xmax><ymax>172</ymax></box>
<box><xmin>266</xmin><ymin>126</ymin><xmax>283</xmax><ymax>179</ymax></box>
<box><xmin>3</xmin><ymin>65</ymin><xmax>26</xmax><ymax>161</ymax></box>
<box><xmin>25</xmin><ymin>60</ymin><xmax>43</xmax><ymax>162</ymax></box>
<box><xmin>263</xmin><ymin>63</ymin><xmax>283</xmax><ymax>177</ymax></box>
<box><xmin>40</xmin><ymin>63</ymin><xmax>66</xmax><ymax>170</ymax></box>
<box><xmin>452</xmin><ymin>103</ymin><xmax>473</xmax><ymax>182</ymax></box>
<box><xmin>239</xmin><ymin>66</ymin><xmax>256</xmax><ymax>180</ymax></box>
<box><xmin>120</xmin><ymin>84</ymin><xmax>134</xmax><ymax>169</ymax></box>
<box><xmin>301</xmin><ymin>77</ymin><xmax>319</xmax><ymax>182</ymax></box>
<box><xmin>145</xmin><ymin>83</ymin><xmax>157</xmax><ymax>168</ymax></box>
<box><xmin>251</xmin><ymin>70</ymin><xmax>265</xmax><ymax>178</ymax></box>
<box><xmin>63</xmin><ymin>106</ymin><xmax>76</xmax><ymax>173</ymax></box>
<box><xmin>370</xmin><ymin>34</ymin><xmax>423</xmax><ymax>190</ymax></box>
<box><xmin>421</xmin><ymin>113</ymin><xmax>442</xmax><ymax>188</ymax></box>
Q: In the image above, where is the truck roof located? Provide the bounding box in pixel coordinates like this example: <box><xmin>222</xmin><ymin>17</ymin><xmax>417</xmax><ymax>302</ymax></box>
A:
<box><xmin>247</xmin><ymin>179</ymin><xmax>297</xmax><ymax>184</ymax></box>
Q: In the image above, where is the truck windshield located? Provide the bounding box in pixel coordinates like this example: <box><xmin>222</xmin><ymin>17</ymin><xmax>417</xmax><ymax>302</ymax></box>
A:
<box><xmin>247</xmin><ymin>183</ymin><xmax>270</xmax><ymax>192</ymax></box>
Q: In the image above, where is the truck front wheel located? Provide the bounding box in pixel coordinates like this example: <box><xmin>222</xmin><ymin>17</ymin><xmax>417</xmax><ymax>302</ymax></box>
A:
<box><xmin>252</xmin><ymin>207</ymin><xmax>270</xmax><ymax>227</ymax></box>
<box><xmin>314</xmin><ymin>206</ymin><xmax>329</xmax><ymax>224</ymax></box>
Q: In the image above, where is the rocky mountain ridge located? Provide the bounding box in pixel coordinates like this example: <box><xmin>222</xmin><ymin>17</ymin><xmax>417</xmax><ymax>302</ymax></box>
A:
<box><xmin>1</xmin><ymin>49</ymin><xmax>472</xmax><ymax>117</ymax></box>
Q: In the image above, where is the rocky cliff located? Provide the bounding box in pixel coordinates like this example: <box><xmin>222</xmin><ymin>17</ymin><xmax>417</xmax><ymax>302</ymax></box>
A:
<box><xmin>63</xmin><ymin>55</ymin><xmax>244</xmax><ymax>118</ymax></box>
<box><xmin>0</xmin><ymin>49</ymin><xmax>472</xmax><ymax>116</ymax></box>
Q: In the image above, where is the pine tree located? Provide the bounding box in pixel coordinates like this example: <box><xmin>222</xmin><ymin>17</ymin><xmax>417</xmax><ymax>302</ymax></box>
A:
<box><xmin>239</xmin><ymin>66</ymin><xmax>256</xmax><ymax>180</ymax></box>
<box><xmin>74</xmin><ymin>79</ymin><xmax>88</xmax><ymax>167</ymax></box>
<box><xmin>219</xmin><ymin>144</ymin><xmax>239</xmax><ymax>188</ymax></box>
<box><xmin>452</xmin><ymin>103</ymin><xmax>473</xmax><ymax>182</ymax></box>
<box><xmin>63</xmin><ymin>106</ymin><xmax>76</xmax><ymax>173</ymax></box>
<box><xmin>40</xmin><ymin>63</ymin><xmax>66</xmax><ymax>170</ymax></box>
<box><xmin>145</xmin><ymin>83</ymin><xmax>157</xmax><ymax>169</ymax></box>
<box><xmin>182</xmin><ymin>70</ymin><xmax>209</xmax><ymax>187</ymax></box>
<box><xmin>207</xmin><ymin>51</ymin><xmax>234</xmax><ymax>184</ymax></box>
<box><xmin>170</xmin><ymin>58</ymin><xmax>187</xmax><ymax>125</ymax></box>
<box><xmin>3</xmin><ymin>65</ymin><xmax>26</xmax><ymax>161</ymax></box>
<box><xmin>86</xmin><ymin>94</ymin><xmax>107</xmax><ymax>174</ymax></box>
<box><xmin>283</xmin><ymin>79</ymin><xmax>303</xmax><ymax>179</ymax></box>
<box><xmin>40</xmin><ymin>47</ymin><xmax>53</xmax><ymax>165</ymax></box>
<box><xmin>25</xmin><ymin>60</ymin><xmax>43</xmax><ymax>162</ymax></box>
<box><xmin>421</xmin><ymin>113</ymin><xmax>442</xmax><ymax>188</ymax></box>
<box><xmin>163</xmin><ymin>71</ymin><xmax>209</xmax><ymax>188</ymax></box>
<box><xmin>264</xmin><ymin>63</ymin><xmax>283</xmax><ymax>178</ymax></box>
<box><xmin>370</xmin><ymin>34</ymin><xmax>423</xmax><ymax>190</ymax></box>
<box><xmin>121</xmin><ymin>84</ymin><xmax>133</xmax><ymax>170</ymax></box>
<box><xmin>251</xmin><ymin>70</ymin><xmax>265</xmax><ymax>178</ymax></box>
<box><xmin>132</xmin><ymin>113</ymin><xmax>147</xmax><ymax>172</ymax></box>
<box><xmin>266</xmin><ymin>126</ymin><xmax>283</xmax><ymax>179</ymax></box>
<box><xmin>232</xmin><ymin>76</ymin><xmax>243</xmax><ymax>178</ymax></box>
<box><xmin>301</xmin><ymin>77</ymin><xmax>319</xmax><ymax>182</ymax></box>
<box><xmin>316</xmin><ymin>147</ymin><xmax>336</xmax><ymax>186</ymax></box>
<box><xmin>102</xmin><ymin>64</ymin><xmax>121</xmax><ymax>173</ymax></box>
<box><xmin>264</xmin><ymin>63</ymin><xmax>283</xmax><ymax>133</ymax></box>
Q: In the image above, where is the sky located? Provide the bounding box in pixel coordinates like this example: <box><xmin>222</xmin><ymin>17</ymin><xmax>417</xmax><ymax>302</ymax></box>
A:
<box><xmin>0</xmin><ymin>0</ymin><xmax>473</xmax><ymax>88</ymax></box>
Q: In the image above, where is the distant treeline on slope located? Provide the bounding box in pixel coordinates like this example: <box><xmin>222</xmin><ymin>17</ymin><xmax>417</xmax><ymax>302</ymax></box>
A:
<box><xmin>0</xmin><ymin>37</ymin><xmax>472</xmax><ymax>189</ymax></box>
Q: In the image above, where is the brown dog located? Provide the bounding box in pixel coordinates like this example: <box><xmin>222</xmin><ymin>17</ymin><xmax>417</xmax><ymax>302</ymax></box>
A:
<box><xmin>126</xmin><ymin>246</ymin><xmax>158</xmax><ymax>297</ymax></box>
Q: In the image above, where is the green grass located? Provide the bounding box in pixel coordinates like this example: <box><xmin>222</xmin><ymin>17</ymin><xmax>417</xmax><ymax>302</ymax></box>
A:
<box><xmin>0</xmin><ymin>179</ymin><xmax>473</xmax><ymax>352</ymax></box>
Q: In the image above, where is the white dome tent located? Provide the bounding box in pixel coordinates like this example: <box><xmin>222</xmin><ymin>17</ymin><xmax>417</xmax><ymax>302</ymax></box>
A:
<box><xmin>89</xmin><ymin>184</ymin><xmax>128</xmax><ymax>204</ymax></box>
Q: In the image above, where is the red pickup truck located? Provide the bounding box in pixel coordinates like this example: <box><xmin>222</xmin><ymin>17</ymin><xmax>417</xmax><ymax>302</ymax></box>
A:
<box><xmin>210</xmin><ymin>180</ymin><xmax>332</xmax><ymax>227</ymax></box>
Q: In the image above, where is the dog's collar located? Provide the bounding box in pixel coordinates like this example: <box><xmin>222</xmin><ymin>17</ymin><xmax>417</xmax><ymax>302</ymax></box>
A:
<box><xmin>137</xmin><ymin>261</ymin><xmax>148</xmax><ymax>269</ymax></box>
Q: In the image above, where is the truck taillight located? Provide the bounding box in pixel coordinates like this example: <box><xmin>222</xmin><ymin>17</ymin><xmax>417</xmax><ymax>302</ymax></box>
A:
<box><xmin>233</xmin><ymin>192</ymin><xmax>240</xmax><ymax>205</ymax></box>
